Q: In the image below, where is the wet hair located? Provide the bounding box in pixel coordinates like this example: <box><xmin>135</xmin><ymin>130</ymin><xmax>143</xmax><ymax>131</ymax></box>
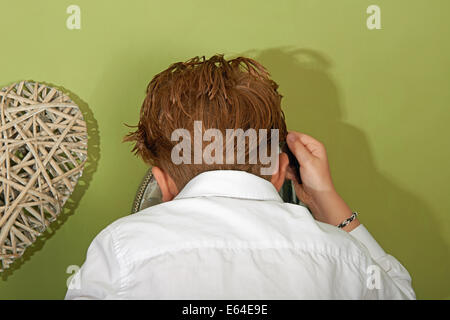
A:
<box><xmin>123</xmin><ymin>54</ymin><xmax>287</xmax><ymax>190</ymax></box>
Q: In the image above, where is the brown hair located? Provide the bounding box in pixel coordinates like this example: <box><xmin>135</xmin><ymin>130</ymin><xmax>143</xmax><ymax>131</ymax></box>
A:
<box><xmin>123</xmin><ymin>54</ymin><xmax>287</xmax><ymax>190</ymax></box>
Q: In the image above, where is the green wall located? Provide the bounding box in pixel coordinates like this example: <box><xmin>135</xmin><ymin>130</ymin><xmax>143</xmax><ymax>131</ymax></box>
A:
<box><xmin>0</xmin><ymin>0</ymin><xmax>449</xmax><ymax>299</ymax></box>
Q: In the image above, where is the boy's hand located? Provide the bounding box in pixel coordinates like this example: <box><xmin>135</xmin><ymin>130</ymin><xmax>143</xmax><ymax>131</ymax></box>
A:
<box><xmin>285</xmin><ymin>131</ymin><xmax>360</xmax><ymax>232</ymax></box>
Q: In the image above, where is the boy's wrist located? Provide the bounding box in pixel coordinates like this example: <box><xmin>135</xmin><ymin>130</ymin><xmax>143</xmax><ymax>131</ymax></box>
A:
<box><xmin>312</xmin><ymin>189</ymin><xmax>360</xmax><ymax>232</ymax></box>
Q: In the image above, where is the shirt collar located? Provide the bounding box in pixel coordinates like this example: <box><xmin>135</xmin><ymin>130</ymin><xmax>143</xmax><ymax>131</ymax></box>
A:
<box><xmin>174</xmin><ymin>170</ymin><xmax>284</xmax><ymax>202</ymax></box>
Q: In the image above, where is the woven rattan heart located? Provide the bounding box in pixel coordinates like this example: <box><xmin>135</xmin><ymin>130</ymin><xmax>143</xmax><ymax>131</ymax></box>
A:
<box><xmin>0</xmin><ymin>81</ymin><xmax>88</xmax><ymax>271</ymax></box>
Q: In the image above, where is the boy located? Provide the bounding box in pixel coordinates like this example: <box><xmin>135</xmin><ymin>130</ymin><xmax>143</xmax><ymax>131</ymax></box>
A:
<box><xmin>65</xmin><ymin>55</ymin><xmax>415</xmax><ymax>299</ymax></box>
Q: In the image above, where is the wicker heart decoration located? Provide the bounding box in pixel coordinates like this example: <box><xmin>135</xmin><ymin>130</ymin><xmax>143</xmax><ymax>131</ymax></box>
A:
<box><xmin>0</xmin><ymin>81</ymin><xmax>88</xmax><ymax>271</ymax></box>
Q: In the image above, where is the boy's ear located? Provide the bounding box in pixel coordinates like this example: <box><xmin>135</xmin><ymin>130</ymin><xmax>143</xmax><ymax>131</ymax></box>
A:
<box><xmin>152</xmin><ymin>166</ymin><xmax>179</xmax><ymax>202</ymax></box>
<box><xmin>271</xmin><ymin>152</ymin><xmax>289</xmax><ymax>192</ymax></box>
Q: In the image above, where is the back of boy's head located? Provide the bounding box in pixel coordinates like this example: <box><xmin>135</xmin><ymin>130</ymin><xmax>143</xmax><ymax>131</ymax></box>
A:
<box><xmin>124</xmin><ymin>54</ymin><xmax>287</xmax><ymax>190</ymax></box>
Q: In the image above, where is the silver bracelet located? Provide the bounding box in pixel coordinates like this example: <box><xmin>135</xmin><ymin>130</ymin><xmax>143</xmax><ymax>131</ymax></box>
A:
<box><xmin>337</xmin><ymin>211</ymin><xmax>358</xmax><ymax>229</ymax></box>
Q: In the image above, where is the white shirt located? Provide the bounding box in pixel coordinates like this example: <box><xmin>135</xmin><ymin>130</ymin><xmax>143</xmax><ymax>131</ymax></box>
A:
<box><xmin>65</xmin><ymin>170</ymin><xmax>415</xmax><ymax>299</ymax></box>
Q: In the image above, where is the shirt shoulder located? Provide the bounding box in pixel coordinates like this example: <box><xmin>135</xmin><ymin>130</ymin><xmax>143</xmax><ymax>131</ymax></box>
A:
<box><xmin>102</xmin><ymin>197</ymin><xmax>370</xmax><ymax>266</ymax></box>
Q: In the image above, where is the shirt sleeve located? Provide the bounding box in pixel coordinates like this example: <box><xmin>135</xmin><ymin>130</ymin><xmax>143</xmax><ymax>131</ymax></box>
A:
<box><xmin>65</xmin><ymin>226</ymin><xmax>123</xmax><ymax>300</ymax></box>
<box><xmin>349</xmin><ymin>224</ymin><xmax>416</xmax><ymax>300</ymax></box>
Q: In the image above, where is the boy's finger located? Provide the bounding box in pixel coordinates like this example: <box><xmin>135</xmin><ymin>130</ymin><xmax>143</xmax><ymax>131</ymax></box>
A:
<box><xmin>289</xmin><ymin>131</ymin><xmax>321</xmax><ymax>146</ymax></box>
<box><xmin>286</xmin><ymin>132</ymin><xmax>314</xmax><ymax>164</ymax></box>
<box><xmin>288</xmin><ymin>131</ymin><xmax>326</xmax><ymax>159</ymax></box>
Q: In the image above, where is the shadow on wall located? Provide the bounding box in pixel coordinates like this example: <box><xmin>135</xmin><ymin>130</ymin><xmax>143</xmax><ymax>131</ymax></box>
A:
<box><xmin>248</xmin><ymin>47</ymin><xmax>450</xmax><ymax>299</ymax></box>
<box><xmin>1</xmin><ymin>82</ymin><xmax>100</xmax><ymax>280</ymax></box>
